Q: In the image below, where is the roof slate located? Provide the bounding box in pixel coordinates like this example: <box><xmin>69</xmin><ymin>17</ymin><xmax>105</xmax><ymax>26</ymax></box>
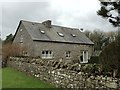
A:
<box><xmin>22</xmin><ymin>20</ymin><xmax>94</xmax><ymax>45</ymax></box>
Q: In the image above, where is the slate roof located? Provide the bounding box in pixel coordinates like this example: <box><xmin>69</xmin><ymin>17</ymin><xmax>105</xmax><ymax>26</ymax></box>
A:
<box><xmin>19</xmin><ymin>20</ymin><xmax>94</xmax><ymax>45</ymax></box>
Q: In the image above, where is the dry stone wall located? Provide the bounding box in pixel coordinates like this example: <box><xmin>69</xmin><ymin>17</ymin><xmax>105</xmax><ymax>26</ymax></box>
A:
<box><xmin>7</xmin><ymin>57</ymin><xmax>120</xmax><ymax>89</ymax></box>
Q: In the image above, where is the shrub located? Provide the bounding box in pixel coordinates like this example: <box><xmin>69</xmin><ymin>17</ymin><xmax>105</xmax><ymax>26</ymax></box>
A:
<box><xmin>82</xmin><ymin>64</ymin><xmax>101</xmax><ymax>75</ymax></box>
<box><xmin>89</xmin><ymin>56</ymin><xmax>99</xmax><ymax>64</ymax></box>
<box><xmin>2</xmin><ymin>43</ymin><xmax>26</xmax><ymax>67</ymax></box>
<box><xmin>99</xmin><ymin>41</ymin><xmax>120</xmax><ymax>77</ymax></box>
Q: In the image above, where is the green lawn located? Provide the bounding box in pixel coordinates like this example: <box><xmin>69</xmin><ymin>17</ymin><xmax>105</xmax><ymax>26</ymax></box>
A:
<box><xmin>2</xmin><ymin>67</ymin><xmax>56</xmax><ymax>88</ymax></box>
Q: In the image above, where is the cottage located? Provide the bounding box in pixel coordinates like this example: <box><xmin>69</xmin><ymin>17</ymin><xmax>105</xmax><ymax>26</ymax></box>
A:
<box><xmin>13</xmin><ymin>20</ymin><xmax>94</xmax><ymax>63</ymax></box>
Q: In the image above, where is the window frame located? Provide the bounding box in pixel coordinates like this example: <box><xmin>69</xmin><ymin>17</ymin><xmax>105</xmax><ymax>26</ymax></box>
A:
<box><xmin>57</xmin><ymin>32</ymin><xmax>64</xmax><ymax>37</ymax></box>
<box><xmin>41</xmin><ymin>50</ymin><xmax>53</xmax><ymax>59</ymax></box>
<box><xmin>40</xmin><ymin>29</ymin><xmax>45</xmax><ymax>34</ymax></box>
<box><xmin>80</xmin><ymin>50</ymin><xmax>88</xmax><ymax>63</ymax></box>
<box><xmin>20</xmin><ymin>34</ymin><xmax>23</xmax><ymax>43</ymax></box>
<box><xmin>65</xmin><ymin>51</ymin><xmax>71</xmax><ymax>58</ymax></box>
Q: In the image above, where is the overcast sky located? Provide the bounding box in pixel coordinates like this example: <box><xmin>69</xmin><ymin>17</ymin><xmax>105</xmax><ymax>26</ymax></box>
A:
<box><xmin>0</xmin><ymin>0</ymin><xmax>118</xmax><ymax>40</ymax></box>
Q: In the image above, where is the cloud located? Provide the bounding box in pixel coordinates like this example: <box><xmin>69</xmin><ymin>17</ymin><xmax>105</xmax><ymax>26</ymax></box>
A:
<box><xmin>49</xmin><ymin>0</ymin><xmax>117</xmax><ymax>31</ymax></box>
<box><xmin>2</xmin><ymin>2</ymin><xmax>51</xmax><ymax>39</ymax></box>
<box><xmin>1</xmin><ymin>0</ymin><xmax>118</xmax><ymax>40</ymax></box>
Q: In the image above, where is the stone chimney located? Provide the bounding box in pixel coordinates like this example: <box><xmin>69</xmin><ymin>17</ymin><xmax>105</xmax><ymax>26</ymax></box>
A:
<box><xmin>42</xmin><ymin>20</ymin><xmax>52</xmax><ymax>28</ymax></box>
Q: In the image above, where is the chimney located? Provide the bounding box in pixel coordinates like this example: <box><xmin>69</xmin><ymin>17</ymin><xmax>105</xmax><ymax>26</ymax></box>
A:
<box><xmin>42</xmin><ymin>20</ymin><xmax>52</xmax><ymax>28</ymax></box>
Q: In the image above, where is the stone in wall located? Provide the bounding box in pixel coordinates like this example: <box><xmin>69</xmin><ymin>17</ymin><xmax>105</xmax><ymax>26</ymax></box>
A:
<box><xmin>7</xmin><ymin>57</ymin><xmax>120</xmax><ymax>89</ymax></box>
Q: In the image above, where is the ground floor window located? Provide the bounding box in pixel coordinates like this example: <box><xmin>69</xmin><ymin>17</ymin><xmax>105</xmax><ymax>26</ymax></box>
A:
<box><xmin>80</xmin><ymin>50</ymin><xmax>88</xmax><ymax>63</ymax></box>
<box><xmin>22</xmin><ymin>51</ymin><xmax>29</xmax><ymax>56</ymax></box>
<box><xmin>42</xmin><ymin>50</ymin><xmax>53</xmax><ymax>59</ymax></box>
<box><xmin>65</xmin><ymin>51</ymin><xmax>71</xmax><ymax>58</ymax></box>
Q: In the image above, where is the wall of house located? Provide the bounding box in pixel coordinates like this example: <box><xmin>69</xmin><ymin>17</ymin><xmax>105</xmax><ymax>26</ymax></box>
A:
<box><xmin>34</xmin><ymin>41</ymin><xmax>94</xmax><ymax>63</ymax></box>
<box><xmin>7</xmin><ymin>57</ymin><xmax>120</xmax><ymax>89</ymax></box>
<box><xmin>13</xmin><ymin>23</ymin><xmax>34</xmax><ymax>56</ymax></box>
<box><xmin>13</xmin><ymin>22</ymin><xmax>94</xmax><ymax>63</ymax></box>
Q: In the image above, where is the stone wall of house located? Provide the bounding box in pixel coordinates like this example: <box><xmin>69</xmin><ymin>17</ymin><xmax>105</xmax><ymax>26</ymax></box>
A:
<box><xmin>12</xmin><ymin>22</ymin><xmax>35</xmax><ymax>56</ymax></box>
<box><xmin>34</xmin><ymin>41</ymin><xmax>94</xmax><ymax>63</ymax></box>
<box><xmin>7</xmin><ymin>57</ymin><xmax>120</xmax><ymax>89</ymax></box>
<box><xmin>13</xmin><ymin>21</ymin><xmax>94</xmax><ymax>63</ymax></box>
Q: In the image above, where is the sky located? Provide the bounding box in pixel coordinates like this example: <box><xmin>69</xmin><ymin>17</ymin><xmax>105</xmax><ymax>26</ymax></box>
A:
<box><xmin>0</xmin><ymin>0</ymin><xmax>118</xmax><ymax>40</ymax></box>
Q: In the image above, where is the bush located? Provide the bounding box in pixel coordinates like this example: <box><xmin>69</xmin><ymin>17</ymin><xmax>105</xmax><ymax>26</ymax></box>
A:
<box><xmin>2</xmin><ymin>43</ymin><xmax>26</xmax><ymax>67</ymax></box>
<box><xmin>89</xmin><ymin>56</ymin><xmax>99</xmax><ymax>64</ymax></box>
<box><xmin>82</xmin><ymin>64</ymin><xmax>101</xmax><ymax>75</ymax></box>
<box><xmin>99</xmin><ymin>41</ymin><xmax>120</xmax><ymax>77</ymax></box>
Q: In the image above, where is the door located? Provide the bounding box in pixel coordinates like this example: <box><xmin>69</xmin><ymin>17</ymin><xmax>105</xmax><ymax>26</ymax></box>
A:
<box><xmin>80</xmin><ymin>50</ymin><xmax>88</xmax><ymax>63</ymax></box>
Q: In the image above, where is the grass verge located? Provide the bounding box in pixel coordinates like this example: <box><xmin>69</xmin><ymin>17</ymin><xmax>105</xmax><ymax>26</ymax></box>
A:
<box><xmin>2</xmin><ymin>67</ymin><xmax>56</xmax><ymax>88</ymax></box>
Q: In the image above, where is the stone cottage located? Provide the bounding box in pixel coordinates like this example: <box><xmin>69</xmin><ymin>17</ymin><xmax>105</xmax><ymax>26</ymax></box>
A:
<box><xmin>12</xmin><ymin>20</ymin><xmax>94</xmax><ymax>63</ymax></box>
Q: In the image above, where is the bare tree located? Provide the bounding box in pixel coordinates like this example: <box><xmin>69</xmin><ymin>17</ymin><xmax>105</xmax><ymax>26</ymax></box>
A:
<box><xmin>2</xmin><ymin>43</ymin><xmax>26</xmax><ymax>67</ymax></box>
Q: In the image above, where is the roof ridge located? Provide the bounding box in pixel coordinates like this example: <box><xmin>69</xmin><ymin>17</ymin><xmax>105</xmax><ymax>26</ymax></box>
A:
<box><xmin>21</xmin><ymin>20</ymin><xmax>81</xmax><ymax>30</ymax></box>
<box><xmin>21</xmin><ymin>20</ymin><xmax>40</xmax><ymax>24</ymax></box>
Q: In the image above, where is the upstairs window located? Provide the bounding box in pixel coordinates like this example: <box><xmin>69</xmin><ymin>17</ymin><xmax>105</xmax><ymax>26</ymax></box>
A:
<box><xmin>20</xmin><ymin>29</ymin><xmax>23</xmax><ymax>32</ymax></box>
<box><xmin>20</xmin><ymin>35</ymin><xmax>23</xmax><ymax>43</ymax></box>
<box><xmin>71</xmin><ymin>34</ymin><xmax>76</xmax><ymax>37</ymax></box>
<box><xmin>57</xmin><ymin>32</ymin><xmax>64</xmax><ymax>37</ymax></box>
<box><xmin>65</xmin><ymin>51</ymin><xmax>71</xmax><ymax>58</ymax></box>
<box><xmin>40</xmin><ymin>30</ymin><xmax>45</xmax><ymax>34</ymax></box>
<box><xmin>39</xmin><ymin>29</ymin><xmax>45</xmax><ymax>34</ymax></box>
<box><xmin>42</xmin><ymin>50</ymin><xmax>53</xmax><ymax>59</ymax></box>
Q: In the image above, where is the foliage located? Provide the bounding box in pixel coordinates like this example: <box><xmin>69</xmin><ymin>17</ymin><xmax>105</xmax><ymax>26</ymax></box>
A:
<box><xmin>2</xmin><ymin>67</ymin><xmax>55</xmax><ymax>88</ymax></box>
<box><xmin>89</xmin><ymin>56</ymin><xmax>99</xmax><ymax>64</ymax></box>
<box><xmin>84</xmin><ymin>30</ymin><xmax>106</xmax><ymax>50</ymax></box>
<box><xmin>99</xmin><ymin>41</ymin><xmax>120</xmax><ymax>77</ymax></box>
<box><xmin>84</xmin><ymin>30</ymin><xmax>118</xmax><ymax>51</ymax></box>
<box><xmin>84</xmin><ymin>30</ymin><xmax>103</xmax><ymax>50</ymax></box>
<box><xmin>2</xmin><ymin>34</ymin><xmax>14</xmax><ymax>67</ymax></box>
<box><xmin>90</xmin><ymin>31</ymin><xmax>105</xmax><ymax>50</ymax></box>
<box><xmin>97</xmin><ymin>1</ymin><xmax>120</xmax><ymax>27</ymax></box>
<box><xmin>82</xmin><ymin>64</ymin><xmax>101</xmax><ymax>75</ymax></box>
<box><xmin>4</xmin><ymin>34</ymin><xmax>13</xmax><ymax>44</ymax></box>
<box><xmin>2</xmin><ymin>43</ymin><xmax>25</xmax><ymax>67</ymax></box>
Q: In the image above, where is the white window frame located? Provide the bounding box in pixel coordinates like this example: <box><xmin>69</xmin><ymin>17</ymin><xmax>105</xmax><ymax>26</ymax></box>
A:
<box><xmin>20</xmin><ymin>34</ymin><xmax>23</xmax><ymax>43</ymax></box>
<box><xmin>20</xmin><ymin>29</ymin><xmax>23</xmax><ymax>32</ymax></box>
<box><xmin>41</xmin><ymin>50</ymin><xmax>53</xmax><ymax>59</ymax></box>
<box><xmin>22</xmin><ymin>51</ymin><xmax>29</xmax><ymax>56</ymax></box>
<box><xmin>57</xmin><ymin>32</ymin><xmax>64</xmax><ymax>37</ymax></box>
<box><xmin>65</xmin><ymin>51</ymin><xmax>71</xmax><ymax>58</ymax></box>
<box><xmin>80</xmin><ymin>50</ymin><xmax>88</xmax><ymax>63</ymax></box>
<box><xmin>71</xmin><ymin>34</ymin><xmax>76</xmax><ymax>37</ymax></box>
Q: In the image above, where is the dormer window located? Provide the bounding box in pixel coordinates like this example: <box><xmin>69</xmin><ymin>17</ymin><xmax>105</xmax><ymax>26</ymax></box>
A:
<box><xmin>40</xmin><ymin>30</ymin><xmax>45</xmax><ymax>34</ymax></box>
<box><xmin>39</xmin><ymin>29</ymin><xmax>45</xmax><ymax>34</ymax></box>
<box><xmin>71</xmin><ymin>34</ymin><xmax>76</xmax><ymax>37</ymax></box>
<box><xmin>57</xmin><ymin>32</ymin><xmax>64</xmax><ymax>37</ymax></box>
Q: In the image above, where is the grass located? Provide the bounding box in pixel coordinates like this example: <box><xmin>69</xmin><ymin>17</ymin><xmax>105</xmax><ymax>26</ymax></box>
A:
<box><xmin>2</xmin><ymin>67</ymin><xmax>56</xmax><ymax>88</ymax></box>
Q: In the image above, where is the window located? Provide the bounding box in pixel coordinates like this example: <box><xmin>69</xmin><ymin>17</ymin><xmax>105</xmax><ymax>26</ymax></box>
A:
<box><xmin>20</xmin><ymin>29</ymin><xmax>23</xmax><ymax>32</ymax></box>
<box><xmin>42</xmin><ymin>50</ymin><xmax>53</xmax><ymax>59</ymax></box>
<box><xmin>65</xmin><ymin>51</ymin><xmax>71</xmax><ymax>58</ymax></box>
<box><xmin>23</xmin><ymin>51</ymin><xmax>29</xmax><ymax>56</ymax></box>
<box><xmin>57</xmin><ymin>32</ymin><xmax>64</xmax><ymax>37</ymax></box>
<box><xmin>80</xmin><ymin>50</ymin><xmax>88</xmax><ymax>63</ymax></box>
<box><xmin>71</xmin><ymin>34</ymin><xmax>76</xmax><ymax>37</ymax></box>
<box><xmin>20</xmin><ymin>35</ymin><xmax>23</xmax><ymax>43</ymax></box>
<box><xmin>39</xmin><ymin>29</ymin><xmax>45</xmax><ymax>34</ymax></box>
